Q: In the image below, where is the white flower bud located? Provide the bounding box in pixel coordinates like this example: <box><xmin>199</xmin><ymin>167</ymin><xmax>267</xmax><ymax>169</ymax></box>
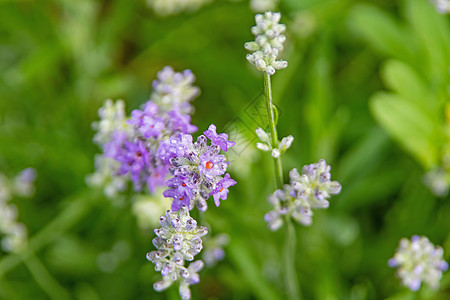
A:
<box><xmin>256</xmin><ymin>143</ymin><xmax>271</xmax><ymax>152</ymax></box>
<box><xmin>279</xmin><ymin>135</ymin><xmax>294</xmax><ymax>152</ymax></box>
<box><xmin>271</xmin><ymin>148</ymin><xmax>280</xmax><ymax>158</ymax></box>
<box><xmin>255</xmin><ymin>127</ymin><xmax>270</xmax><ymax>143</ymax></box>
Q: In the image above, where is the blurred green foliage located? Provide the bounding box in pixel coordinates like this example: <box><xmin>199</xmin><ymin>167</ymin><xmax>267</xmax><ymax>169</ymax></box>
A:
<box><xmin>0</xmin><ymin>0</ymin><xmax>449</xmax><ymax>299</ymax></box>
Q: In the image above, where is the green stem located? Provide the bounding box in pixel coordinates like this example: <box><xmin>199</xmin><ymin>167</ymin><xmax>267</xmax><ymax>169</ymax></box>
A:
<box><xmin>284</xmin><ymin>217</ymin><xmax>301</xmax><ymax>300</ymax></box>
<box><xmin>264</xmin><ymin>73</ymin><xmax>301</xmax><ymax>299</ymax></box>
<box><xmin>263</xmin><ymin>73</ymin><xmax>284</xmax><ymax>189</ymax></box>
<box><xmin>21</xmin><ymin>252</ymin><xmax>71</xmax><ymax>300</ymax></box>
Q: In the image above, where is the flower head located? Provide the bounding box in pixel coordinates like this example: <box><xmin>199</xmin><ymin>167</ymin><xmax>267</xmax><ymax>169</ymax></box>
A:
<box><xmin>146</xmin><ymin>206</ymin><xmax>207</xmax><ymax>300</ymax></box>
<box><xmin>389</xmin><ymin>236</ymin><xmax>448</xmax><ymax>291</ymax></box>
<box><xmin>160</xmin><ymin>125</ymin><xmax>236</xmax><ymax>212</ymax></box>
<box><xmin>264</xmin><ymin>159</ymin><xmax>341</xmax><ymax>230</ymax></box>
<box><xmin>245</xmin><ymin>11</ymin><xmax>288</xmax><ymax>75</ymax></box>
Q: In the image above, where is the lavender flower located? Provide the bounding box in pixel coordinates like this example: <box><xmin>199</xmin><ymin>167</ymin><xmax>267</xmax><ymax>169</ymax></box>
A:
<box><xmin>88</xmin><ymin>67</ymin><xmax>200</xmax><ymax>197</ymax></box>
<box><xmin>389</xmin><ymin>236</ymin><xmax>448</xmax><ymax>291</ymax></box>
<box><xmin>0</xmin><ymin>168</ymin><xmax>36</xmax><ymax>252</ymax></box>
<box><xmin>160</xmin><ymin>125</ymin><xmax>236</xmax><ymax>212</ymax></box>
<box><xmin>245</xmin><ymin>11</ymin><xmax>288</xmax><ymax>75</ymax></box>
<box><xmin>150</xmin><ymin>66</ymin><xmax>200</xmax><ymax>114</ymax></box>
<box><xmin>146</xmin><ymin>206</ymin><xmax>207</xmax><ymax>300</ymax></box>
<box><xmin>265</xmin><ymin>159</ymin><xmax>341</xmax><ymax>230</ymax></box>
<box><xmin>203</xmin><ymin>124</ymin><xmax>235</xmax><ymax>152</ymax></box>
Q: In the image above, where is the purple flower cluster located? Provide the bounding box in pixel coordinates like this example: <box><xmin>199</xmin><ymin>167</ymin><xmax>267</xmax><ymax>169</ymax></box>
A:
<box><xmin>159</xmin><ymin>124</ymin><xmax>236</xmax><ymax>212</ymax></box>
<box><xmin>90</xmin><ymin>67</ymin><xmax>200</xmax><ymax>196</ymax></box>
<box><xmin>103</xmin><ymin>101</ymin><xmax>197</xmax><ymax>193</ymax></box>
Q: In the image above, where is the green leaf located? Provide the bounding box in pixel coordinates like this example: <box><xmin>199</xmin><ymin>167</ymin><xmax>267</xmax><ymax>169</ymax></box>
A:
<box><xmin>404</xmin><ymin>0</ymin><xmax>450</xmax><ymax>76</ymax></box>
<box><xmin>380</xmin><ymin>59</ymin><xmax>437</xmax><ymax>115</ymax></box>
<box><xmin>348</xmin><ymin>4</ymin><xmax>415</xmax><ymax>63</ymax></box>
<box><xmin>370</xmin><ymin>92</ymin><xmax>438</xmax><ymax>168</ymax></box>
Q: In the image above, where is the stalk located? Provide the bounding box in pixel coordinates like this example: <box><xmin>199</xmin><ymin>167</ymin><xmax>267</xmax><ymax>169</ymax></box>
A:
<box><xmin>284</xmin><ymin>217</ymin><xmax>301</xmax><ymax>300</ymax></box>
<box><xmin>263</xmin><ymin>73</ymin><xmax>284</xmax><ymax>189</ymax></box>
<box><xmin>264</xmin><ymin>73</ymin><xmax>301</xmax><ymax>300</ymax></box>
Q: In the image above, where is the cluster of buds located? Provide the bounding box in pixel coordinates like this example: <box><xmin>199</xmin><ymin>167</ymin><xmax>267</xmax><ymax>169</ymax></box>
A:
<box><xmin>255</xmin><ymin>127</ymin><xmax>293</xmax><ymax>158</ymax></box>
<box><xmin>389</xmin><ymin>236</ymin><xmax>448</xmax><ymax>291</ymax></box>
<box><xmin>88</xmin><ymin>66</ymin><xmax>199</xmax><ymax>197</ymax></box>
<box><xmin>147</xmin><ymin>0</ymin><xmax>211</xmax><ymax>16</ymax></box>
<box><xmin>245</xmin><ymin>11</ymin><xmax>288</xmax><ymax>75</ymax></box>
<box><xmin>151</xmin><ymin>66</ymin><xmax>200</xmax><ymax>114</ymax></box>
<box><xmin>159</xmin><ymin>124</ymin><xmax>236</xmax><ymax>212</ymax></box>
<box><xmin>146</xmin><ymin>206</ymin><xmax>207</xmax><ymax>300</ymax></box>
<box><xmin>0</xmin><ymin>168</ymin><xmax>36</xmax><ymax>252</ymax></box>
<box><xmin>264</xmin><ymin>160</ymin><xmax>341</xmax><ymax>230</ymax></box>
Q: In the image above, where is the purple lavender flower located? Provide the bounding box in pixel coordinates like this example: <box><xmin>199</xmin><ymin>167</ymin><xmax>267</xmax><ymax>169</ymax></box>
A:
<box><xmin>117</xmin><ymin>140</ymin><xmax>150</xmax><ymax>191</ymax></box>
<box><xmin>203</xmin><ymin>124</ymin><xmax>235</xmax><ymax>152</ymax></box>
<box><xmin>128</xmin><ymin>102</ymin><xmax>158</xmax><ymax>126</ymax></box>
<box><xmin>198</xmin><ymin>150</ymin><xmax>227</xmax><ymax>179</ymax></box>
<box><xmin>389</xmin><ymin>236</ymin><xmax>448</xmax><ymax>291</ymax></box>
<box><xmin>129</xmin><ymin>102</ymin><xmax>165</xmax><ymax>138</ymax></box>
<box><xmin>90</xmin><ymin>67</ymin><xmax>201</xmax><ymax>198</ymax></box>
<box><xmin>158</xmin><ymin>134</ymin><xmax>192</xmax><ymax>165</ymax></box>
<box><xmin>265</xmin><ymin>160</ymin><xmax>341</xmax><ymax>230</ymax></box>
<box><xmin>162</xmin><ymin>125</ymin><xmax>236</xmax><ymax>212</ymax></box>
<box><xmin>104</xmin><ymin>131</ymin><xmax>129</xmax><ymax>159</ymax></box>
<box><xmin>146</xmin><ymin>164</ymin><xmax>170</xmax><ymax>193</ymax></box>
<box><xmin>210</xmin><ymin>173</ymin><xmax>236</xmax><ymax>207</ymax></box>
<box><xmin>167</xmin><ymin>110</ymin><xmax>197</xmax><ymax>134</ymax></box>
<box><xmin>163</xmin><ymin>177</ymin><xmax>193</xmax><ymax>211</ymax></box>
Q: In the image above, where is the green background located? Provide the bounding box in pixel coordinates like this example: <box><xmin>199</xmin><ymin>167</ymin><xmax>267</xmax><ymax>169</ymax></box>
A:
<box><xmin>0</xmin><ymin>0</ymin><xmax>449</xmax><ymax>299</ymax></box>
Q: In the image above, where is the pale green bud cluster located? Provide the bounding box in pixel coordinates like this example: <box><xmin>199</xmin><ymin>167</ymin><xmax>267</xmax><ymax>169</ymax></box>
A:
<box><xmin>389</xmin><ymin>236</ymin><xmax>448</xmax><ymax>291</ymax></box>
<box><xmin>87</xmin><ymin>100</ymin><xmax>131</xmax><ymax>198</ymax></box>
<box><xmin>245</xmin><ymin>11</ymin><xmax>288</xmax><ymax>75</ymax></box>
<box><xmin>146</xmin><ymin>206</ymin><xmax>207</xmax><ymax>300</ymax></box>
<box><xmin>256</xmin><ymin>127</ymin><xmax>293</xmax><ymax>158</ymax></box>
<box><xmin>150</xmin><ymin>66</ymin><xmax>200</xmax><ymax>115</ymax></box>
<box><xmin>92</xmin><ymin>99</ymin><xmax>130</xmax><ymax>147</ymax></box>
